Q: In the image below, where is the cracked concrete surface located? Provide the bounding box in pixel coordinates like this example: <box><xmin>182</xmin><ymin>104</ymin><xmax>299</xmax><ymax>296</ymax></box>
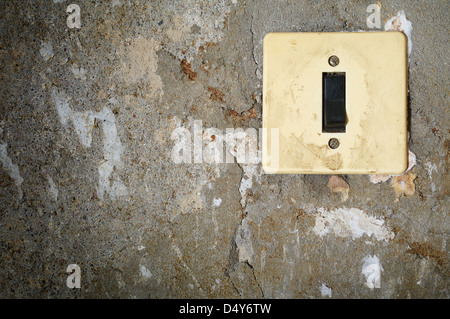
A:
<box><xmin>0</xmin><ymin>0</ymin><xmax>448</xmax><ymax>298</ymax></box>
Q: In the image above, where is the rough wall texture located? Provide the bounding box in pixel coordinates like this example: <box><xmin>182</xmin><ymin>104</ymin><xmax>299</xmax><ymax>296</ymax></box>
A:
<box><xmin>0</xmin><ymin>0</ymin><xmax>448</xmax><ymax>298</ymax></box>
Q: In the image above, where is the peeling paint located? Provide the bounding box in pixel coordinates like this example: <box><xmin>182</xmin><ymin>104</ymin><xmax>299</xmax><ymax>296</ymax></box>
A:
<box><xmin>385</xmin><ymin>10</ymin><xmax>413</xmax><ymax>58</ymax></box>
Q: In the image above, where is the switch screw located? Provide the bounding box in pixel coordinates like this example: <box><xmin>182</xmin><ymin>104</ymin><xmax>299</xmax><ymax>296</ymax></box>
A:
<box><xmin>328</xmin><ymin>138</ymin><xmax>340</xmax><ymax>149</ymax></box>
<box><xmin>328</xmin><ymin>55</ymin><xmax>339</xmax><ymax>67</ymax></box>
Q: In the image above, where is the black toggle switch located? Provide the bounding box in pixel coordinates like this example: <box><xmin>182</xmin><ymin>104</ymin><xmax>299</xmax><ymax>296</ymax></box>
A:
<box><xmin>323</xmin><ymin>72</ymin><xmax>346</xmax><ymax>133</ymax></box>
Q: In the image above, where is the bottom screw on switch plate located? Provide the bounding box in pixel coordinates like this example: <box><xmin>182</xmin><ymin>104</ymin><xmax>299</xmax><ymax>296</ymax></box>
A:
<box><xmin>328</xmin><ymin>138</ymin><xmax>340</xmax><ymax>149</ymax></box>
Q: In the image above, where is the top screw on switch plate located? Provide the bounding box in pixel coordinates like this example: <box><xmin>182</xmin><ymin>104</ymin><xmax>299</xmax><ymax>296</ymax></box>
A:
<box><xmin>328</xmin><ymin>55</ymin><xmax>339</xmax><ymax>67</ymax></box>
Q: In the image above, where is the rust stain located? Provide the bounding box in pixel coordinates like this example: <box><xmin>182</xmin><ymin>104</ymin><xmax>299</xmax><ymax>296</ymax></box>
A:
<box><xmin>205</xmin><ymin>41</ymin><xmax>218</xmax><ymax>50</ymax></box>
<box><xmin>180</xmin><ymin>59</ymin><xmax>197</xmax><ymax>80</ymax></box>
<box><xmin>391</xmin><ymin>227</ymin><xmax>448</xmax><ymax>274</ymax></box>
<box><xmin>226</xmin><ymin>106</ymin><xmax>258</xmax><ymax>122</ymax></box>
<box><xmin>407</xmin><ymin>242</ymin><xmax>447</xmax><ymax>268</ymax></box>
<box><xmin>431</xmin><ymin>128</ymin><xmax>440</xmax><ymax>137</ymax></box>
<box><xmin>207</xmin><ymin>86</ymin><xmax>225</xmax><ymax>103</ymax></box>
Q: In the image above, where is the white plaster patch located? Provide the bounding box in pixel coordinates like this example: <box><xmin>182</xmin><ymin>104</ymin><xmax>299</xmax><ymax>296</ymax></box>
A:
<box><xmin>40</xmin><ymin>41</ymin><xmax>54</xmax><ymax>62</ymax></box>
<box><xmin>47</xmin><ymin>175</ymin><xmax>58</xmax><ymax>201</ymax></box>
<box><xmin>239</xmin><ymin>165</ymin><xmax>261</xmax><ymax>207</ymax></box>
<box><xmin>235</xmin><ymin>218</ymin><xmax>254</xmax><ymax>264</ymax></box>
<box><xmin>0</xmin><ymin>143</ymin><xmax>23</xmax><ymax>199</ymax></box>
<box><xmin>96</xmin><ymin>108</ymin><xmax>128</xmax><ymax>200</ymax></box>
<box><xmin>140</xmin><ymin>265</ymin><xmax>153</xmax><ymax>280</ymax></box>
<box><xmin>425</xmin><ymin>161</ymin><xmax>438</xmax><ymax>193</ymax></box>
<box><xmin>313</xmin><ymin>207</ymin><xmax>394</xmax><ymax>241</ymax></box>
<box><xmin>320</xmin><ymin>283</ymin><xmax>332</xmax><ymax>298</ymax></box>
<box><xmin>362</xmin><ymin>255</ymin><xmax>383</xmax><ymax>289</ymax></box>
<box><xmin>70</xmin><ymin>111</ymin><xmax>96</xmax><ymax>147</ymax></box>
<box><xmin>385</xmin><ymin>10</ymin><xmax>413</xmax><ymax>59</ymax></box>
<box><xmin>52</xmin><ymin>87</ymin><xmax>127</xmax><ymax>200</ymax></box>
<box><xmin>213</xmin><ymin>197</ymin><xmax>222</xmax><ymax>207</ymax></box>
<box><xmin>226</xmin><ymin>128</ymin><xmax>262</xmax><ymax>206</ymax></box>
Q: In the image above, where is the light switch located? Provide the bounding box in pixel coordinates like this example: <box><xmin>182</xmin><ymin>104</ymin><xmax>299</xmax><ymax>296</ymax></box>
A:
<box><xmin>323</xmin><ymin>72</ymin><xmax>346</xmax><ymax>133</ymax></box>
<box><xmin>263</xmin><ymin>32</ymin><xmax>408</xmax><ymax>174</ymax></box>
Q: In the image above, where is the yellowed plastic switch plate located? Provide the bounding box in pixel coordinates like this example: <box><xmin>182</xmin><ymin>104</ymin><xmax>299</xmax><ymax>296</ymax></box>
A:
<box><xmin>262</xmin><ymin>32</ymin><xmax>408</xmax><ymax>174</ymax></box>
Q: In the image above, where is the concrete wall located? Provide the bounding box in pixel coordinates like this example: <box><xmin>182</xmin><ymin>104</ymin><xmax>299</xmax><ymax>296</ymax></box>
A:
<box><xmin>0</xmin><ymin>0</ymin><xmax>448</xmax><ymax>298</ymax></box>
